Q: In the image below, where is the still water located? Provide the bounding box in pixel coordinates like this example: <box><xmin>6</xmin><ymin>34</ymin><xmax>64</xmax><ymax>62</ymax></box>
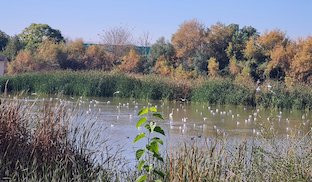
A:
<box><xmin>8</xmin><ymin>96</ymin><xmax>312</xmax><ymax>163</ymax></box>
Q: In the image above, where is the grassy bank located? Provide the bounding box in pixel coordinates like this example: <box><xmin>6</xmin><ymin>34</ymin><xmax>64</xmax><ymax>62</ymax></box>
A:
<box><xmin>0</xmin><ymin>71</ymin><xmax>312</xmax><ymax>110</ymax></box>
<box><xmin>0</xmin><ymin>71</ymin><xmax>191</xmax><ymax>101</ymax></box>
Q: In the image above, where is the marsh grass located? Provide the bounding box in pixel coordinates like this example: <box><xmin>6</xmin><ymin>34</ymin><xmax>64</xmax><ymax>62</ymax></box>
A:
<box><xmin>164</xmin><ymin>127</ymin><xmax>312</xmax><ymax>182</ymax></box>
<box><xmin>0</xmin><ymin>71</ymin><xmax>192</xmax><ymax>101</ymax></box>
<box><xmin>1</xmin><ymin>71</ymin><xmax>312</xmax><ymax>110</ymax></box>
<box><xmin>0</xmin><ymin>97</ymin><xmax>128</xmax><ymax>181</ymax></box>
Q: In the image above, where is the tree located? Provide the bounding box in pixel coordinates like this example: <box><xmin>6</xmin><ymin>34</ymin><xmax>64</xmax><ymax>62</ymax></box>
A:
<box><xmin>0</xmin><ymin>30</ymin><xmax>9</xmax><ymax>51</ymax></box>
<box><xmin>258</xmin><ymin>30</ymin><xmax>288</xmax><ymax>53</ymax></box>
<box><xmin>35</xmin><ymin>39</ymin><xmax>65</xmax><ymax>70</ymax></box>
<box><xmin>266</xmin><ymin>43</ymin><xmax>296</xmax><ymax>80</ymax></box>
<box><xmin>85</xmin><ymin>45</ymin><xmax>113</xmax><ymax>70</ymax></box>
<box><xmin>154</xmin><ymin>56</ymin><xmax>172</xmax><ymax>76</ymax></box>
<box><xmin>149</xmin><ymin>37</ymin><xmax>175</xmax><ymax>70</ymax></box>
<box><xmin>100</xmin><ymin>26</ymin><xmax>133</xmax><ymax>62</ymax></box>
<box><xmin>2</xmin><ymin>36</ymin><xmax>23</xmax><ymax>61</ymax></box>
<box><xmin>61</xmin><ymin>39</ymin><xmax>86</xmax><ymax>70</ymax></box>
<box><xmin>206</xmin><ymin>23</ymin><xmax>237</xmax><ymax>70</ymax></box>
<box><xmin>172</xmin><ymin>19</ymin><xmax>206</xmax><ymax>61</ymax></box>
<box><xmin>207</xmin><ymin>57</ymin><xmax>219</xmax><ymax>77</ymax></box>
<box><xmin>290</xmin><ymin>37</ymin><xmax>312</xmax><ymax>82</ymax></box>
<box><xmin>19</xmin><ymin>23</ymin><xmax>64</xmax><ymax>50</ymax></box>
<box><xmin>226</xmin><ymin>25</ymin><xmax>258</xmax><ymax>60</ymax></box>
<box><xmin>235</xmin><ymin>65</ymin><xmax>254</xmax><ymax>87</ymax></box>
<box><xmin>244</xmin><ymin>37</ymin><xmax>263</xmax><ymax>61</ymax></box>
<box><xmin>229</xmin><ymin>56</ymin><xmax>241</xmax><ymax>76</ymax></box>
<box><xmin>119</xmin><ymin>49</ymin><xmax>140</xmax><ymax>72</ymax></box>
<box><xmin>7</xmin><ymin>50</ymin><xmax>37</xmax><ymax>74</ymax></box>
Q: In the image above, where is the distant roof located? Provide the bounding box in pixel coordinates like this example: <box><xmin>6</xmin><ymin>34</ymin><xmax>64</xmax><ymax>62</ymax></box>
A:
<box><xmin>0</xmin><ymin>55</ymin><xmax>8</xmax><ymax>62</ymax></box>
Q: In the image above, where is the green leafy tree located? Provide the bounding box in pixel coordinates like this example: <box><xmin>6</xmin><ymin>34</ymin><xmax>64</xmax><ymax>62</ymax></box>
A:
<box><xmin>149</xmin><ymin>37</ymin><xmax>175</xmax><ymax>71</ymax></box>
<box><xmin>2</xmin><ymin>36</ymin><xmax>23</xmax><ymax>60</ymax></box>
<box><xmin>19</xmin><ymin>23</ymin><xmax>64</xmax><ymax>50</ymax></box>
<box><xmin>134</xmin><ymin>107</ymin><xmax>165</xmax><ymax>182</ymax></box>
<box><xmin>0</xmin><ymin>30</ymin><xmax>9</xmax><ymax>51</ymax></box>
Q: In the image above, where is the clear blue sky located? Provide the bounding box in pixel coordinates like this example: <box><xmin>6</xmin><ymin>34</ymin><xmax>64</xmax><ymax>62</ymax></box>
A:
<box><xmin>1</xmin><ymin>0</ymin><xmax>311</xmax><ymax>43</ymax></box>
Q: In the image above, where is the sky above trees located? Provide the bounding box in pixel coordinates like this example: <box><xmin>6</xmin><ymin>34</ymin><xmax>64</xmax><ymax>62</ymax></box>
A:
<box><xmin>0</xmin><ymin>0</ymin><xmax>311</xmax><ymax>43</ymax></box>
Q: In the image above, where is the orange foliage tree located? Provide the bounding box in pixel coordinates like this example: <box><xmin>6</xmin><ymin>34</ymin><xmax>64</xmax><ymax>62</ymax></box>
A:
<box><xmin>172</xmin><ymin>19</ymin><xmax>206</xmax><ymax>59</ymax></box>
<box><xmin>154</xmin><ymin>56</ymin><xmax>172</xmax><ymax>76</ymax></box>
<box><xmin>35</xmin><ymin>39</ymin><xmax>65</xmax><ymax>71</ymax></box>
<box><xmin>119</xmin><ymin>49</ymin><xmax>140</xmax><ymax>72</ymax></box>
<box><xmin>85</xmin><ymin>45</ymin><xmax>113</xmax><ymax>70</ymax></box>
<box><xmin>290</xmin><ymin>37</ymin><xmax>312</xmax><ymax>82</ymax></box>
<box><xmin>7</xmin><ymin>50</ymin><xmax>37</xmax><ymax>74</ymax></box>
<box><xmin>229</xmin><ymin>57</ymin><xmax>241</xmax><ymax>76</ymax></box>
<box><xmin>207</xmin><ymin>57</ymin><xmax>219</xmax><ymax>77</ymax></box>
<box><xmin>266</xmin><ymin>43</ymin><xmax>296</xmax><ymax>79</ymax></box>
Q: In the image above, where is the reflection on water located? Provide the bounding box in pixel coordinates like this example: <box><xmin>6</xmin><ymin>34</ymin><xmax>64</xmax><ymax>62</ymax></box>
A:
<box><xmin>4</xmin><ymin>95</ymin><xmax>312</xmax><ymax>163</ymax></box>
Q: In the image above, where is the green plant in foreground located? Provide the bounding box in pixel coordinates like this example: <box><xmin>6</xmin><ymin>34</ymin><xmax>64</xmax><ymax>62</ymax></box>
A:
<box><xmin>133</xmin><ymin>107</ymin><xmax>165</xmax><ymax>182</ymax></box>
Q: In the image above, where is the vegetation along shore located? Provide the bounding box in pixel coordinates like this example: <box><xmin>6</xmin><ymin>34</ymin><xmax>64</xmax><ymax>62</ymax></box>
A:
<box><xmin>0</xmin><ymin>71</ymin><xmax>311</xmax><ymax>110</ymax></box>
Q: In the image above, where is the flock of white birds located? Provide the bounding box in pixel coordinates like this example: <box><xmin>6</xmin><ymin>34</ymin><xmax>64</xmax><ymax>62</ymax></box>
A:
<box><xmin>6</xmin><ymin>94</ymin><xmax>312</xmax><ymax>139</ymax></box>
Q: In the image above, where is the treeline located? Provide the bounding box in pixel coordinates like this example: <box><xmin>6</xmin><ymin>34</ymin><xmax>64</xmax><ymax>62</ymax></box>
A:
<box><xmin>0</xmin><ymin>20</ymin><xmax>312</xmax><ymax>85</ymax></box>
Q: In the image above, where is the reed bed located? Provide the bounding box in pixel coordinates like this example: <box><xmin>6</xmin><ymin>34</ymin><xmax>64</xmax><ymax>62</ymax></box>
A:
<box><xmin>165</xmin><ymin>131</ymin><xmax>312</xmax><ymax>182</ymax></box>
<box><xmin>0</xmin><ymin>97</ymin><xmax>128</xmax><ymax>181</ymax></box>
<box><xmin>1</xmin><ymin>71</ymin><xmax>312</xmax><ymax>110</ymax></box>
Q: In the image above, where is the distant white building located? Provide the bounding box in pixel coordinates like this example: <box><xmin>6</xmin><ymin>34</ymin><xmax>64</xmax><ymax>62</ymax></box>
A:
<box><xmin>0</xmin><ymin>55</ymin><xmax>8</xmax><ymax>76</ymax></box>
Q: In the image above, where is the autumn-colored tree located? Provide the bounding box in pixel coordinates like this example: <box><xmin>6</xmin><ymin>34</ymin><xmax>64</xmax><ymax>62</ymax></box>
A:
<box><xmin>207</xmin><ymin>57</ymin><xmax>219</xmax><ymax>77</ymax></box>
<box><xmin>243</xmin><ymin>37</ymin><xmax>264</xmax><ymax>62</ymax></box>
<box><xmin>153</xmin><ymin>56</ymin><xmax>172</xmax><ymax>76</ymax></box>
<box><xmin>61</xmin><ymin>39</ymin><xmax>86</xmax><ymax>70</ymax></box>
<box><xmin>266</xmin><ymin>42</ymin><xmax>296</xmax><ymax>80</ymax></box>
<box><xmin>258</xmin><ymin>30</ymin><xmax>287</xmax><ymax>53</ymax></box>
<box><xmin>7</xmin><ymin>50</ymin><xmax>37</xmax><ymax>74</ymax></box>
<box><xmin>235</xmin><ymin>66</ymin><xmax>254</xmax><ymax>87</ymax></box>
<box><xmin>173</xmin><ymin>64</ymin><xmax>197</xmax><ymax>79</ymax></box>
<box><xmin>229</xmin><ymin>56</ymin><xmax>241</xmax><ymax>76</ymax></box>
<box><xmin>172</xmin><ymin>19</ymin><xmax>206</xmax><ymax>59</ymax></box>
<box><xmin>85</xmin><ymin>45</ymin><xmax>113</xmax><ymax>70</ymax></box>
<box><xmin>119</xmin><ymin>49</ymin><xmax>140</xmax><ymax>72</ymax></box>
<box><xmin>290</xmin><ymin>37</ymin><xmax>312</xmax><ymax>82</ymax></box>
<box><xmin>35</xmin><ymin>40</ymin><xmax>65</xmax><ymax>71</ymax></box>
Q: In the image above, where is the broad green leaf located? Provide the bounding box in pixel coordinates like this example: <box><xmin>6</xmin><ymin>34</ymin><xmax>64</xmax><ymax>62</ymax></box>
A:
<box><xmin>138</xmin><ymin>107</ymin><xmax>149</xmax><ymax>116</ymax></box>
<box><xmin>133</xmin><ymin>133</ymin><xmax>146</xmax><ymax>143</ymax></box>
<box><xmin>147</xmin><ymin>141</ymin><xmax>159</xmax><ymax>154</ymax></box>
<box><xmin>153</xmin><ymin>113</ymin><xmax>164</xmax><ymax>120</ymax></box>
<box><xmin>135</xmin><ymin>175</ymin><xmax>147</xmax><ymax>182</ymax></box>
<box><xmin>136</xmin><ymin>117</ymin><xmax>147</xmax><ymax>129</ymax></box>
<box><xmin>154</xmin><ymin>169</ymin><xmax>165</xmax><ymax>178</ymax></box>
<box><xmin>136</xmin><ymin>149</ymin><xmax>145</xmax><ymax>160</ymax></box>
<box><xmin>149</xmin><ymin>107</ymin><xmax>157</xmax><ymax>112</ymax></box>
<box><xmin>151</xmin><ymin>137</ymin><xmax>163</xmax><ymax>145</ymax></box>
<box><xmin>154</xmin><ymin>126</ymin><xmax>165</xmax><ymax>136</ymax></box>
<box><xmin>137</xmin><ymin>160</ymin><xmax>145</xmax><ymax>171</ymax></box>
